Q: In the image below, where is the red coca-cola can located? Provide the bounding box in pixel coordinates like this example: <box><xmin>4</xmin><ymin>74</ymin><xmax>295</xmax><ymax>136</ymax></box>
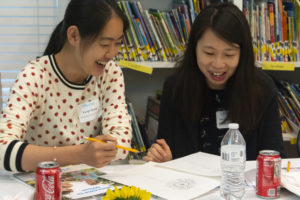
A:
<box><xmin>35</xmin><ymin>161</ymin><xmax>61</xmax><ymax>200</ymax></box>
<box><xmin>256</xmin><ymin>150</ymin><xmax>281</xmax><ymax>198</ymax></box>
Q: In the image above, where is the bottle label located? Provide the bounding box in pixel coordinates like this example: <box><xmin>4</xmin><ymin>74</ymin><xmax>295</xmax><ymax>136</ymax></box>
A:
<box><xmin>221</xmin><ymin>145</ymin><xmax>245</xmax><ymax>162</ymax></box>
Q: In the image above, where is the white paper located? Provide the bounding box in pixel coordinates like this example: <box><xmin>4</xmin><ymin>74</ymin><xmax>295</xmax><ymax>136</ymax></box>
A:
<box><xmin>282</xmin><ymin>159</ymin><xmax>300</xmax><ymax>171</ymax></box>
<box><xmin>281</xmin><ymin>171</ymin><xmax>300</xmax><ymax>196</ymax></box>
<box><xmin>102</xmin><ymin>162</ymin><xmax>220</xmax><ymax>200</ymax></box>
<box><xmin>281</xmin><ymin>158</ymin><xmax>300</xmax><ymax>196</ymax></box>
<box><xmin>157</xmin><ymin>151</ymin><xmax>221</xmax><ymax>176</ymax></box>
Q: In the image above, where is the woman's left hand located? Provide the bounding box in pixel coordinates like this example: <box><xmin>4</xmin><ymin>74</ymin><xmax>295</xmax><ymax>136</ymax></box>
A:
<box><xmin>144</xmin><ymin>139</ymin><xmax>172</xmax><ymax>162</ymax></box>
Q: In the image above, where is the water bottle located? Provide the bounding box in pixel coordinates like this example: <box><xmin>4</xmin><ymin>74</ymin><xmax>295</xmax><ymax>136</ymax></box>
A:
<box><xmin>220</xmin><ymin>123</ymin><xmax>246</xmax><ymax>200</ymax></box>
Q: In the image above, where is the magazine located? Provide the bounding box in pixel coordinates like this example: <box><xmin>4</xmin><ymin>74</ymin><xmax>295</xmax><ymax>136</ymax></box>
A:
<box><xmin>13</xmin><ymin>164</ymin><xmax>122</xmax><ymax>199</ymax></box>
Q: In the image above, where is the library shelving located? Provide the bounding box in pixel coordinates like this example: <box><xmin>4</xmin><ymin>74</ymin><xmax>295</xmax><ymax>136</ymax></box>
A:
<box><xmin>122</xmin><ymin>0</ymin><xmax>300</xmax><ymax>121</ymax></box>
<box><xmin>256</xmin><ymin>62</ymin><xmax>300</xmax><ymax>68</ymax></box>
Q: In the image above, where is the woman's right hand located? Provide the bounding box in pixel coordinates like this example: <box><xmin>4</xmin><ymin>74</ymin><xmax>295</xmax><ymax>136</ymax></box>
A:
<box><xmin>80</xmin><ymin>134</ymin><xmax>118</xmax><ymax>168</ymax></box>
<box><xmin>144</xmin><ymin>139</ymin><xmax>172</xmax><ymax>163</ymax></box>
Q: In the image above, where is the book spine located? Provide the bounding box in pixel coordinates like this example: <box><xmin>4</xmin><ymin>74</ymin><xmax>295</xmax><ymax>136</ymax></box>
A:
<box><xmin>151</xmin><ymin>9</ymin><xmax>178</xmax><ymax>58</ymax></box>
<box><xmin>181</xmin><ymin>4</ymin><xmax>191</xmax><ymax>33</ymax></box>
<box><xmin>268</xmin><ymin>2</ymin><xmax>276</xmax><ymax>43</ymax></box>
<box><xmin>125</xmin><ymin>1</ymin><xmax>143</xmax><ymax>47</ymax></box>
<box><xmin>136</xmin><ymin>19</ymin><xmax>153</xmax><ymax>61</ymax></box>
<box><xmin>171</xmin><ymin>9</ymin><xmax>185</xmax><ymax>45</ymax></box>
<box><xmin>162</xmin><ymin>12</ymin><xmax>183</xmax><ymax>53</ymax></box>
<box><xmin>136</xmin><ymin>1</ymin><xmax>158</xmax><ymax>61</ymax></box>
<box><xmin>278</xmin><ymin>89</ymin><xmax>300</xmax><ymax>126</ymax></box>
<box><xmin>274</xmin><ymin>0</ymin><xmax>280</xmax><ymax>41</ymax></box>
<box><xmin>151</xmin><ymin>14</ymin><xmax>171</xmax><ymax>60</ymax></box>
<box><xmin>117</xmin><ymin>2</ymin><xmax>137</xmax><ymax>61</ymax></box>
<box><xmin>187</xmin><ymin>0</ymin><xmax>195</xmax><ymax>22</ymax></box>
<box><xmin>128</xmin><ymin>102</ymin><xmax>146</xmax><ymax>152</ymax></box>
<box><xmin>122</xmin><ymin>1</ymin><xmax>144</xmax><ymax>61</ymax></box>
<box><xmin>291</xmin><ymin>84</ymin><xmax>300</xmax><ymax>102</ymax></box>
<box><xmin>286</xmin><ymin>83</ymin><xmax>300</xmax><ymax>111</ymax></box>
<box><xmin>132</xmin><ymin>2</ymin><xmax>153</xmax><ymax>47</ymax></box>
<box><xmin>178</xmin><ymin>13</ymin><xmax>188</xmax><ymax>44</ymax></box>
<box><xmin>144</xmin><ymin>10</ymin><xmax>168</xmax><ymax>61</ymax></box>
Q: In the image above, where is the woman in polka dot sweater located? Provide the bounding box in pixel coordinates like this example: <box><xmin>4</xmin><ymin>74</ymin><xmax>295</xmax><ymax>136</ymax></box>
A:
<box><xmin>0</xmin><ymin>0</ymin><xmax>132</xmax><ymax>172</ymax></box>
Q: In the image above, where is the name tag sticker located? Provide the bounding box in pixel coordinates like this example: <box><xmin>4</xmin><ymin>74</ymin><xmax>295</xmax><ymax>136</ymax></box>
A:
<box><xmin>216</xmin><ymin>110</ymin><xmax>229</xmax><ymax>129</ymax></box>
<box><xmin>77</xmin><ymin>99</ymin><xmax>101</xmax><ymax>123</ymax></box>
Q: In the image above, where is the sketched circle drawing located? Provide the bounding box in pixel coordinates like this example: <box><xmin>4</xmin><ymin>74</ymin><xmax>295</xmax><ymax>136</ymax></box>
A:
<box><xmin>166</xmin><ymin>178</ymin><xmax>195</xmax><ymax>190</ymax></box>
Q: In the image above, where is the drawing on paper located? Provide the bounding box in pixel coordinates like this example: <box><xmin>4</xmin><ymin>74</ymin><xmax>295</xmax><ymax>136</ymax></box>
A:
<box><xmin>166</xmin><ymin>178</ymin><xmax>196</xmax><ymax>190</ymax></box>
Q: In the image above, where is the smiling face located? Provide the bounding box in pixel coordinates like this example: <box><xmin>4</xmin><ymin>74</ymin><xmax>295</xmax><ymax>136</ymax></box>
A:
<box><xmin>76</xmin><ymin>16</ymin><xmax>124</xmax><ymax>77</ymax></box>
<box><xmin>196</xmin><ymin>29</ymin><xmax>240</xmax><ymax>90</ymax></box>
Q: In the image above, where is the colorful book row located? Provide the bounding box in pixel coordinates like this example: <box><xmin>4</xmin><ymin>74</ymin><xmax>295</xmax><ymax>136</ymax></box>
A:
<box><xmin>115</xmin><ymin>1</ymin><xmax>192</xmax><ymax>62</ymax></box>
<box><xmin>243</xmin><ymin>0</ymin><xmax>300</xmax><ymax>62</ymax></box>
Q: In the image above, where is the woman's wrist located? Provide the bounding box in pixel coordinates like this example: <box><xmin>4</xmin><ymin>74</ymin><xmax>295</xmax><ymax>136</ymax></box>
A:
<box><xmin>54</xmin><ymin>144</ymin><xmax>85</xmax><ymax>166</ymax></box>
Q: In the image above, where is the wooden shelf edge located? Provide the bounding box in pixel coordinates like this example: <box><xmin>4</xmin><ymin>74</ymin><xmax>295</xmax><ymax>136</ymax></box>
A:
<box><xmin>118</xmin><ymin>61</ymin><xmax>300</xmax><ymax>69</ymax></box>
<box><xmin>256</xmin><ymin>61</ymin><xmax>300</xmax><ymax>68</ymax></box>
<box><xmin>117</xmin><ymin>61</ymin><xmax>176</xmax><ymax>69</ymax></box>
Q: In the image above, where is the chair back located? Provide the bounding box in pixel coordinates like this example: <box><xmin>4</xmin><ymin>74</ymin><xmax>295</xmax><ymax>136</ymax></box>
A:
<box><xmin>297</xmin><ymin>130</ymin><xmax>300</xmax><ymax>157</ymax></box>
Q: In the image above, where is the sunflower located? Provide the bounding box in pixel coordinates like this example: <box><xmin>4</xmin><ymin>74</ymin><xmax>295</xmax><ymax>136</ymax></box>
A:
<box><xmin>102</xmin><ymin>186</ymin><xmax>151</xmax><ymax>200</ymax></box>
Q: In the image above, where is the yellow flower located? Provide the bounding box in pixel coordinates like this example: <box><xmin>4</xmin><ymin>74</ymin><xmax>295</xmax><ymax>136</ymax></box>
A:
<box><xmin>102</xmin><ymin>186</ymin><xmax>151</xmax><ymax>200</ymax></box>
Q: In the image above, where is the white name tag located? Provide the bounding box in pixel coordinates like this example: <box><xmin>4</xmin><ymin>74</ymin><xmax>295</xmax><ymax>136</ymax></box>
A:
<box><xmin>77</xmin><ymin>99</ymin><xmax>102</xmax><ymax>123</ymax></box>
<box><xmin>216</xmin><ymin>110</ymin><xmax>229</xmax><ymax>129</ymax></box>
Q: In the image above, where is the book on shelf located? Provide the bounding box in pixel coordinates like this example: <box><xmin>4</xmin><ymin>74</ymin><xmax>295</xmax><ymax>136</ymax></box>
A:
<box><xmin>126</xmin><ymin>100</ymin><xmax>147</xmax><ymax>160</ymax></box>
<box><xmin>13</xmin><ymin>164</ymin><xmax>122</xmax><ymax>200</ymax></box>
<box><xmin>145</xmin><ymin>96</ymin><xmax>160</xmax><ymax>144</ymax></box>
<box><xmin>274</xmin><ymin>79</ymin><xmax>300</xmax><ymax>134</ymax></box>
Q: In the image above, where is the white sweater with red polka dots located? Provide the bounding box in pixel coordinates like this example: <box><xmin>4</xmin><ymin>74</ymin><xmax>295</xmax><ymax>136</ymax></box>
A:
<box><xmin>0</xmin><ymin>55</ymin><xmax>132</xmax><ymax>172</ymax></box>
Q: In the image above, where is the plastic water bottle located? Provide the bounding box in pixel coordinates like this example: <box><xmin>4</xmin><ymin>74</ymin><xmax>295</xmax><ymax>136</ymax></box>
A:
<box><xmin>220</xmin><ymin>123</ymin><xmax>246</xmax><ymax>200</ymax></box>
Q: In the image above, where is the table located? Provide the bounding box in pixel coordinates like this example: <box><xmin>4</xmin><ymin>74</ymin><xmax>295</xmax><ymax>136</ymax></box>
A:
<box><xmin>0</xmin><ymin>165</ymin><xmax>299</xmax><ymax>200</ymax></box>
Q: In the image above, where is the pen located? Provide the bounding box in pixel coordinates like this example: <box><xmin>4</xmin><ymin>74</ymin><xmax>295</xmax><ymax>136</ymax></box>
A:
<box><xmin>287</xmin><ymin>161</ymin><xmax>291</xmax><ymax>172</ymax></box>
<box><xmin>83</xmin><ymin>136</ymin><xmax>139</xmax><ymax>153</ymax></box>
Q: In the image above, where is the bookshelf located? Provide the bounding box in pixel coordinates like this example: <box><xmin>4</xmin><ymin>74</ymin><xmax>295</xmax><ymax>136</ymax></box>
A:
<box><xmin>123</xmin><ymin>0</ymin><xmax>300</xmax><ymax>121</ymax></box>
<box><xmin>121</xmin><ymin>0</ymin><xmax>176</xmax><ymax>121</ymax></box>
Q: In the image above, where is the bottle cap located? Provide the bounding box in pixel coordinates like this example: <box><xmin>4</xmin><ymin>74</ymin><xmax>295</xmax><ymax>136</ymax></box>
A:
<box><xmin>228</xmin><ymin>123</ymin><xmax>239</xmax><ymax>129</ymax></box>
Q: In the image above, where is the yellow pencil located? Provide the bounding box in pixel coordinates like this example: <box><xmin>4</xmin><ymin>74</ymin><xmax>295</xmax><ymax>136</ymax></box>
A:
<box><xmin>287</xmin><ymin>161</ymin><xmax>291</xmax><ymax>172</ymax></box>
<box><xmin>83</xmin><ymin>136</ymin><xmax>139</xmax><ymax>153</ymax></box>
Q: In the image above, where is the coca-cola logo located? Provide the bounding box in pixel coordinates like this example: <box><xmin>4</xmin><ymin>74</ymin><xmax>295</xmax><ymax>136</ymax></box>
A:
<box><xmin>42</xmin><ymin>175</ymin><xmax>55</xmax><ymax>195</ymax></box>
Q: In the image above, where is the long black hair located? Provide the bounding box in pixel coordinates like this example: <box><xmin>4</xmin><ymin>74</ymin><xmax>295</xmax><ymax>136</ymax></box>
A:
<box><xmin>173</xmin><ymin>3</ymin><xmax>263</xmax><ymax>133</ymax></box>
<box><xmin>44</xmin><ymin>0</ymin><xmax>128</xmax><ymax>55</ymax></box>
